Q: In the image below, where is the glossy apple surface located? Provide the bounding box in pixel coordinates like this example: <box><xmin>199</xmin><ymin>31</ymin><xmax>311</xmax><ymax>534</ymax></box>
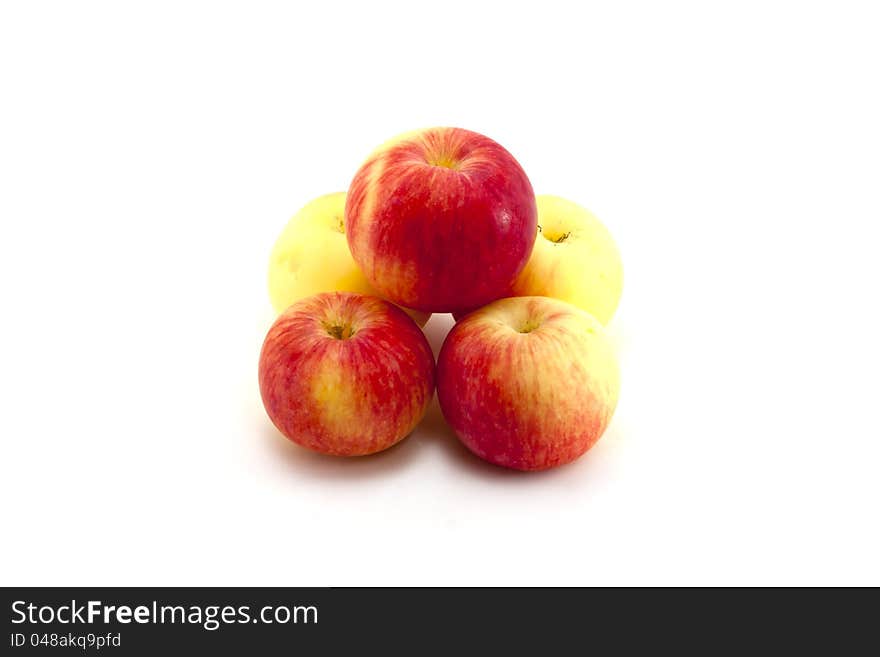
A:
<box><xmin>437</xmin><ymin>296</ymin><xmax>619</xmax><ymax>471</ymax></box>
<box><xmin>268</xmin><ymin>192</ymin><xmax>429</xmax><ymax>326</ymax></box>
<box><xmin>259</xmin><ymin>292</ymin><xmax>435</xmax><ymax>456</ymax></box>
<box><xmin>345</xmin><ymin>127</ymin><xmax>537</xmax><ymax>313</ymax></box>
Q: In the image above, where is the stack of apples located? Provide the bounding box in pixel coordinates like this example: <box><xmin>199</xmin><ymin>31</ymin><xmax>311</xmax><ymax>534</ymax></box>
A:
<box><xmin>259</xmin><ymin>127</ymin><xmax>622</xmax><ymax>471</ymax></box>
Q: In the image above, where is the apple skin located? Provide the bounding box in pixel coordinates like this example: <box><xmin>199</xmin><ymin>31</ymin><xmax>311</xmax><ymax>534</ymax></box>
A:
<box><xmin>345</xmin><ymin>127</ymin><xmax>538</xmax><ymax>313</ymax></box>
<box><xmin>259</xmin><ymin>291</ymin><xmax>435</xmax><ymax>456</ymax></box>
<box><xmin>268</xmin><ymin>192</ymin><xmax>430</xmax><ymax>326</ymax></box>
<box><xmin>450</xmin><ymin>196</ymin><xmax>623</xmax><ymax>325</ymax></box>
<box><xmin>437</xmin><ymin>296</ymin><xmax>619</xmax><ymax>471</ymax></box>
<box><xmin>511</xmin><ymin>195</ymin><xmax>623</xmax><ymax>325</ymax></box>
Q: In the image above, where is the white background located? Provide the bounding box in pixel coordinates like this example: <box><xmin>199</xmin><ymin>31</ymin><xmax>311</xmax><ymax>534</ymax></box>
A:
<box><xmin>2</xmin><ymin>1</ymin><xmax>879</xmax><ymax>586</ymax></box>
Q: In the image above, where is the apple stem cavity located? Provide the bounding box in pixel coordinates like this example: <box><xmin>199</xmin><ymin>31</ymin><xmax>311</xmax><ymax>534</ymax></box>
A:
<box><xmin>430</xmin><ymin>158</ymin><xmax>459</xmax><ymax>170</ymax></box>
<box><xmin>425</xmin><ymin>150</ymin><xmax>461</xmax><ymax>170</ymax></box>
<box><xmin>518</xmin><ymin>319</ymin><xmax>542</xmax><ymax>334</ymax></box>
<box><xmin>538</xmin><ymin>224</ymin><xmax>571</xmax><ymax>243</ymax></box>
<box><xmin>325</xmin><ymin>322</ymin><xmax>355</xmax><ymax>340</ymax></box>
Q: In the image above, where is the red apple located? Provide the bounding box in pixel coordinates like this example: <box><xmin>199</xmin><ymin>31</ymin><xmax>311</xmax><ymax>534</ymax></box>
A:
<box><xmin>345</xmin><ymin>127</ymin><xmax>538</xmax><ymax>313</ymax></box>
<box><xmin>437</xmin><ymin>296</ymin><xmax>620</xmax><ymax>471</ymax></box>
<box><xmin>259</xmin><ymin>291</ymin><xmax>435</xmax><ymax>456</ymax></box>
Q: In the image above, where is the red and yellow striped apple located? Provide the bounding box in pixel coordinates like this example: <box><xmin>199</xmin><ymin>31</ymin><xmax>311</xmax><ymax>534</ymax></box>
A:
<box><xmin>259</xmin><ymin>291</ymin><xmax>435</xmax><ymax>456</ymax></box>
<box><xmin>437</xmin><ymin>296</ymin><xmax>619</xmax><ymax>471</ymax></box>
<box><xmin>345</xmin><ymin>127</ymin><xmax>538</xmax><ymax>313</ymax></box>
<box><xmin>268</xmin><ymin>192</ymin><xmax>429</xmax><ymax>326</ymax></box>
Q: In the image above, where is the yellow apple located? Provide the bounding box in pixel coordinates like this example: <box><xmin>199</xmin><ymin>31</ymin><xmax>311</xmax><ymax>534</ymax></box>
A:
<box><xmin>510</xmin><ymin>195</ymin><xmax>623</xmax><ymax>325</ymax></box>
<box><xmin>268</xmin><ymin>193</ymin><xmax>430</xmax><ymax>326</ymax></box>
